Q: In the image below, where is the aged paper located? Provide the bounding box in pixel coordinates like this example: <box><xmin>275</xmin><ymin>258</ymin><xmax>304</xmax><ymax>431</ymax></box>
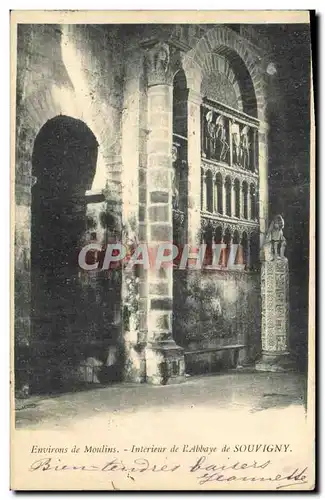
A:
<box><xmin>11</xmin><ymin>10</ymin><xmax>315</xmax><ymax>491</ymax></box>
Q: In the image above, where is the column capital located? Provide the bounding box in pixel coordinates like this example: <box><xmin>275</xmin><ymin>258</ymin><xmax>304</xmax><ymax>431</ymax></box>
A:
<box><xmin>145</xmin><ymin>42</ymin><xmax>180</xmax><ymax>87</ymax></box>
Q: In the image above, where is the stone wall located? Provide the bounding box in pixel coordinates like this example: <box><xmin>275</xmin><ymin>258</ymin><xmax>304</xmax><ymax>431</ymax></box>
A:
<box><xmin>173</xmin><ymin>269</ymin><xmax>261</xmax><ymax>374</ymax></box>
<box><xmin>15</xmin><ymin>24</ymin><xmax>124</xmax><ymax>394</ymax></box>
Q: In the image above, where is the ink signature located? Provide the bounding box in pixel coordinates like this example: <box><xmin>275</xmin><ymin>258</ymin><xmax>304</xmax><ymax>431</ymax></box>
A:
<box><xmin>189</xmin><ymin>455</ymin><xmax>308</xmax><ymax>489</ymax></box>
<box><xmin>29</xmin><ymin>456</ymin><xmax>308</xmax><ymax>489</ymax></box>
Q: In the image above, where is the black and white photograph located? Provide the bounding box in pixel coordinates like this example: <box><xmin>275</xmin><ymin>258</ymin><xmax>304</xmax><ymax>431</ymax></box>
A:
<box><xmin>11</xmin><ymin>11</ymin><xmax>314</xmax><ymax>491</ymax></box>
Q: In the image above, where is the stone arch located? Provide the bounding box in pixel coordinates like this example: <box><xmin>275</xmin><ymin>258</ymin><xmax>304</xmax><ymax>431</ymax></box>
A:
<box><xmin>214</xmin><ymin>225</ymin><xmax>223</xmax><ymax>244</ymax></box>
<box><xmin>222</xmin><ymin>225</ymin><xmax>232</xmax><ymax>267</ymax></box>
<box><xmin>233</xmin><ymin>229</ymin><xmax>240</xmax><ymax>245</ymax></box>
<box><xmin>183</xmin><ymin>25</ymin><xmax>265</xmax><ymax>120</ymax></box>
<box><xmin>15</xmin><ymin>23</ymin><xmax>122</xmax><ymax>199</ymax></box>
<box><xmin>201</xmin><ymin>53</ymin><xmax>244</xmax><ymax>112</ymax></box>
<box><xmin>32</xmin><ymin>115</ymin><xmax>98</xmax><ymax>196</ymax></box>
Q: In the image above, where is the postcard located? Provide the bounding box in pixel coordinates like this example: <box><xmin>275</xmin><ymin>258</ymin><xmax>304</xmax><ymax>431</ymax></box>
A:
<box><xmin>10</xmin><ymin>10</ymin><xmax>315</xmax><ymax>491</ymax></box>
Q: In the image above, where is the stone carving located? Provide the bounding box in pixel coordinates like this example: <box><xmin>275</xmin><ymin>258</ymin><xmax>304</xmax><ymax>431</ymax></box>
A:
<box><xmin>215</xmin><ymin>115</ymin><xmax>229</xmax><ymax>163</ymax></box>
<box><xmin>231</xmin><ymin>121</ymin><xmax>241</xmax><ymax>166</ymax></box>
<box><xmin>146</xmin><ymin>42</ymin><xmax>176</xmax><ymax>87</ymax></box>
<box><xmin>205</xmin><ymin>110</ymin><xmax>216</xmax><ymax>159</ymax></box>
<box><xmin>204</xmin><ymin>112</ymin><xmax>230</xmax><ymax>163</ymax></box>
<box><xmin>257</xmin><ymin>256</ymin><xmax>291</xmax><ymax>371</ymax></box>
<box><xmin>263</xmin><ymin>215</ymin><xmax>286</xmax><ymax>261</ymax></box>
<box><xmin>240</xmin><ymin>125</ymin><xmax>250</xmax><ymax>169</ymax></box>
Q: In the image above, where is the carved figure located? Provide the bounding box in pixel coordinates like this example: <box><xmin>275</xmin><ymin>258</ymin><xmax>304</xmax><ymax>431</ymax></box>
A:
<box><xmin>240</xmin><ymin>125</ymin><xmax>250</xmax><ymax>169</ymax></box>
<box><xmin>154</xmin><ymin>42</ymin><xmax>170</xmax><ymax>73</ymax></box>
<box><xmin>232</xmin><ymin>122</ymin><xmax>241</xmax><ymax>166</ymax></box>
<box><xmin>205</xmin><ymin>110</ymin><xmax>216</xmax><ymax>158</ymax></box>
<box><xmin>263</xmin><ymin>215</ymin><xmax>286</xmax><ymax>261</ymax></box>
<box><xmin>215</xmin><ymin>115</ymin><xmax>229</xmax><ymax>162</ymax></box>
<box><xmin>146</xmin><ymin>42</ymin><xmax>171</xmax><ymax>86</ymax></box>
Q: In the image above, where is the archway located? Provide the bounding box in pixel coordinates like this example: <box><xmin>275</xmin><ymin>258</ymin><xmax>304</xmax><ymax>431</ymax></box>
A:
<box><xmin>31</xmin><ymin>115</ymin><xmax>98</xmax><ymax>393</ymax></box>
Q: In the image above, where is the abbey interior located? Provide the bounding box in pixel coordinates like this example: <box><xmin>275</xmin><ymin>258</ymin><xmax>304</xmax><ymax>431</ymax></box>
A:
<box><xmin>14</xmin><ymin>23</ymin><xmax>311</xmax><ymax>395</ymax></box>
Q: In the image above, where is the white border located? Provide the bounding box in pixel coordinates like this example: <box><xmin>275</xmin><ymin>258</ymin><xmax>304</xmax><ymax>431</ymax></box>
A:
<box><xmin>2</xmin><ymin>3</ymin><xmax>321</xmax><ymax>498</ymax></box>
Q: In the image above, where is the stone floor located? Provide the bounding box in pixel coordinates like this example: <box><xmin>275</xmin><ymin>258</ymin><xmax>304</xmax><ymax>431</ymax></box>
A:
<box><xmin>15</xmin><ymin>370</ymin><xmax>307</xmax><ymax>430</ymax></box>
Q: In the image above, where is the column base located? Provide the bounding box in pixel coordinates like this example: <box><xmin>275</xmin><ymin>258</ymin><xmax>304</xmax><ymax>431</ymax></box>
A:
<box><xmin>145</xmin><ymin>340</ymin><xmax>185</xmax><ymax>385</ymax></box>
<box><xmin>255</xmin><ymin>351</ymin><xmax>296</xmax><ymax>373</ymax></box>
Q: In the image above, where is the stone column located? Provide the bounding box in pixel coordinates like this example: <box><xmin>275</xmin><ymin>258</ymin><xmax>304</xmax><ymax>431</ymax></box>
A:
<box><xmin>210</xmin><ymin>177</ymin><xmax>215</xmax><ymax>214</ymax></box>
<box><xmin>247</xmin><ymin>188</ymin><xmax>252</xmax><ymax>220</ymax></box>
<box><xmin>241</xmin><ymin>183</ymin><xmax>247</xmax><ymax>219</ymax></box>
<box><xmin>256</xmin><ymin>223</ymin><xmax>292</xmax><ymax>371</ymax></box>
<box><xmin>258</xmin><ymin>122</ymin><xmax>269</xmax><ymax>246</ymax></box>
<box><xmin>228</xmin><ymin>118</ymin><xmax>233</xmax><ymax>167</ymax></box>
<box><xmin>144</xmin><ymin>42</ymin><xmax>184</xmax><ymax>384</ymax></box>
<box><xmin>213</xmin><ymin>177</ymin><xmax>218</xmax><ymax>213</ymax></box>
<box><xmin>187</xmin><ymin>89</ymin><xmax>202</xmax><ymax>244</ymax></box>
<box><xmin>121</xmin><ymin>49</ymin><xmax>146</xmax><ymax>382</ymax></box>
<box><xmin>222</xmin><ymin>179</ymin><xmax>227</xmax><ymax>216</ymax></box>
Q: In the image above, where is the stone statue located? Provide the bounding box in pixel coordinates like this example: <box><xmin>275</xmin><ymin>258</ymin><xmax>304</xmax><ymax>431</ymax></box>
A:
<box><xmin>205</xmin><ymin>110</ymin><xmax>216</xmax><ymax>158</ymax></box>
<box><xmin>231</xmin><ymin>122</ymin><xmax>241</xmax><ymax>166</ymax></box>
<box><xmin>215</xmin><ymin>115</ymin><xmax>229</xmax><ymax>162</ymax></box>
<box><xmin>263</xmin><ymin>215</ymin><xmax>287</xmax><ymax>261</ymax></box>
<box><xmin>153</xmin><ymin>42</ymin><xmax>170</xmax><ymax>73</ymax></box>
<box><xmin>240</xmin><ymin>125</ymin><xmax>250</xmax><ymax>169</ymax></box>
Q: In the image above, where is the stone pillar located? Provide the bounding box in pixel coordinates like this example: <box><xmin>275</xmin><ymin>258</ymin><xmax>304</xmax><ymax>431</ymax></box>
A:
<box><xmin>247</xmin><ymin>188</ymin><xmax>252</xmax><ymax>220</ymax></box>
<box><xmin>241</xmin><ymin>183</ymin><xmax>246</xmax><ymax>219</ymax></box>
<box><xmin>210</xmin><ymin>177</ymin><xmax>215</xmax><ymax>215</ymax></box>
<box><xmin>187</xmin><ymin>89</ymin><xmax>202</xmax><ymax>245</ymax></box>
<box><xmin>256</xmin><ymin>223</ymin><xmax>292</xmax><ymax>371</ymax></box>
<box><xmin>228</xmin><ymin>118</ymin><xmax>233</xmax><ymax>167</ymax></box>
<box><xmin>258</xmin><ymin>122</ymin><xmax>269</xmax><ymax>245</ymax></box>
<box><xmin>236</xmin><ymin>182</ymin><xmax>241</xmax><ymax>219</ymax></box>
<box><xmin>121</xmin><ymin>49</ymin><xmax>146</xmax><ymax>382</ymax></box>
<box><xmin>144</xmin><ymin>42</ymin><xmax>184</xmax><ymax>384</ymax></box>
<box><xmin>213</xmin><ymin>177</ymin><xmax>218</xmax><ymax>213</ymax></box>
<box><xmin>222</xmin><ymin>179</ymin><xmax>227</xmax><ymax>216</ymax></box>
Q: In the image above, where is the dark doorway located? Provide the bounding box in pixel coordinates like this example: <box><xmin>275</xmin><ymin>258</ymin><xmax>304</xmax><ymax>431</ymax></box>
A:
<box><xmin>31</xmin><ymin>115</ymin><xmax>98</xmax><ymax>393</ymax></box>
